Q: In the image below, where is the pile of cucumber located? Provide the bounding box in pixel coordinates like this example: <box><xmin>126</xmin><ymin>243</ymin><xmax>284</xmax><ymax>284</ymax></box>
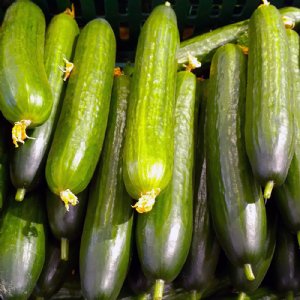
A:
<box><xmin>0</xmin><ymin>0</ymin><xmax>300</xmax><ymax>299</ymax></box>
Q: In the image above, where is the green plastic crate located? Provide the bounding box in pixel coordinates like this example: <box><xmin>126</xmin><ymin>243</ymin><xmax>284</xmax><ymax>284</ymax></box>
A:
<box><xmin>1</xmin><ymin>0</ymin><xmax>300</xmax><ymax>60</ymax></box>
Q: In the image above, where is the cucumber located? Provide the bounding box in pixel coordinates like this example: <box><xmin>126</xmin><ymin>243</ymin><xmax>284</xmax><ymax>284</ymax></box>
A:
<box><xmin>177</xmin><ymin>7</ymin><xmax>300</xmax><ymax>68</ymax></box>
<box><xmin>274</xmin><ymin>29</ymin><xmax>300</xmax><ymax>242</ymax></box>
<box><xmin>229</xmin><ymin>203</ymin><xmax>277</xmax><ymax>295</ymax></box>
<box><xmin>0</xmin><ymin>192</ymin><xmax>46</xmax><ymax>299</ymax></box>
<box><xmin>45</xmin><ymin>17</ymin><xmax>116</xmax><ymax>210</ymax></box>
<box><xmin>206</xmin><ymin>44</ymin><xmax>267</xmax><ymax>280</ymax></box>
<box><xmin>47</xmin><ymin>188</ymin><xmax>88</xmax><ymax>261</ymax></box>
<box><xmin>123</xmin><ymin>2</ymin><xmax>179</xmax><ymax>213</ymax></box>
<box><xmin>32</xmin><ymin>238</ymin><xmax>76</xmax><ymax>300</ymax></box>
<box><xmin>178</xmin><ymin>79</ymin><xmax>220</xmax><ymax>296</ymax></box>
<box><xmin>80</xmin><ymin>73</ymin><xmax>133</xmax><ymax>300</ymax></box>
<box><xmin>245</xmin><ymin>3</ymin><xmax>294</xmax><ymax>199</ymax></box>
<box><xmin>10</xmin><ymin>7</ymin><xmax>79</xmax><ymax>202</ymax></box>
<box><xmin>0</xmin><ymin>0</ymin><xmax>53</xmax><ymax>146</ymax></box>
<box><xmin>0</xmin><ymin>113</ymin><xmax>10</xmax><ymax>210</ymax></box>
<box><xmin>136</xmin><ymin>70</ymin><xmax>196</xmax><ymax>298</ymax></box>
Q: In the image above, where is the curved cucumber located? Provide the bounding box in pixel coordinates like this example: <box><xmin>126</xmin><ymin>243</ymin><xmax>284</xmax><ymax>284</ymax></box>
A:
<box><xmin>0</xmin><ymin>0</ymin><xmax>53</xmax><ymax>143</ymax></box>
<box><xmin>178</xmin><ymin>79</ymin><xmax>220</xmax><ymax>294</ymax></box>
<box><xmin>80</xmin><ymin>74</ymin><xmax>133</xmax><ymax>300</ymax></box>
<box><xmin>45</xmin><ymin>18</ymin><xmax>116</xmax><ymax>210</ymax></box>
<box><xmin>274</xmin><ymin>29</ymin><xmax>300</xmax><ymax>238</ymax></box>
<box><xmin>206</xmin><ymin>44</ymin><xmax>267</xmax><ymax>278</ymax></box>
<box><xmin>245</xmin><ymin>3</ymin><xmax>294</xmax><ymax>198</ymax></box>
<box><xmin>47</xmin><ymin>188</ymin><xmax>88</xmax><ymax>261</ymax></box>
<box><xmin>136</xmin><ymin>70</ymin><xmax>195</xmax><ymax>298</ymax></box>
<box><xmin>0</xmin><ymin>113</ymin><xmax>9</xmax><ymax>210</ymax></box>
<box><xmin>0</xmin><ymin>192</ymin><xmax>46</xmax><ymax>299</ymax></box>
<box><xmin>177</xmin><ymin>7</ymin><xmax>300</xmax><ymax>67</ymax></box>
<box><xmin>10</xmin><ymin>7</ymin><xmax>79</xmax><ymax>201</ymax></box>
<box><xmin>123</xmin><ymin>2</ymin><xmax>179</xmax><ymax>212</ymax></box>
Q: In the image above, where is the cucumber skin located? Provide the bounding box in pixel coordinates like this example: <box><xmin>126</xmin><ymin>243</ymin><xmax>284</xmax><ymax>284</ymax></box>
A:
<box><xmin>47</xmin><ymin>188</ymin><xmax>87</xmax><ymax>241</ymax></box>
<box><xmin>80</xmin><ymin>75</ymin><xmax>133</xmax><ymax>300</ymax></box>
<box><xmin>245</xmin><ymin>4</ymin><xmax>294</xmax><ymax>187</ymax></box>
<box><xmin>46</xmin><ymin>18</ymin><xmax>116</xmax><ymax>196</ymax></box>
<box><xmin>206</xmin><ymin>44</ymin><xmax>267</xmax><ymax>267</ymax></box>
<box><xmin>0</xmin><ymin>192</ymin><xmax>46</xmax><ymax>299</ymax></box>
<box><xmin>0</xmin><ymin>0</ymin><xmax>52</xmax><ymax>126</ymax></box>
<box><xmin>274</xmin><ymin>29</ymin><xmax>300</xmax><ymax>233</ymax></box>
<box><xmin>179</xmin><ymin>79</ymin><xmax>220</xmax><ymax>292</ymax></box>
<box><xmin>136</xmin><ymin>71</ymin><xmax>195</xmax><ymax>282</ymax></box>
<box><xmin>10</xmin><ymin>11</ymin><xmax>79</xmax><ymax>193</ymax></box>
<box><xmin>123</xmin><ymin>4</ymin><xmax>179</xmax><ymax>200</ymax></box>
<box><xmin>177</xmin><ymin>7</ymin><xmax>300</xmax><ymax>67</ymax></box>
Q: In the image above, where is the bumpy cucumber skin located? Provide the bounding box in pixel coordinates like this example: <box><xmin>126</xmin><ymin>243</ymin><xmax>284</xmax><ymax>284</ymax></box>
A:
<box><xmin>123</xmin><ymin>3</ymin><xmax>179</xmax><ymax>200</ymax></box>
<box><xmin>80</xmin><ymin>75</ymin><xmax>133</xmax><ymax>300</ymax></box>
<box><xmin>0</xmin><ymin>192</ymin><xmax>46</xmax><ymax>299</ymax></box>
<box><xmin>274</xmin><ymin>29</ymin><xmax>300</xmax><ymax>233</ymax></box>
<box><xmin>46</xmin><ymin>18</ymin><xmax>116</xmax><ymax>196</ymax></box>
<box><xmin>10</xmin><ymin>11</ymin><xmax>79</xmax><ymax>194</ymax></box>
<box><xmin>0</xmin><ymin>0</ymin><xmax>52</xmax><ymax>126</ymax></box>
<box><xmin>245</xmin><ymin>4</ymin><xmax>294</xmax><ymax>187</ymax></box>
<box><xmin>0</xmin><ymin>113</ymin><xmax>9</xmax><ymax>210</ymax></box>
<box><xmin>179</xmin><ymin>79</ymin><xmax>220</xmax><ymax>292</ymax></box>
<box><xmin>136</xmin><ymin>71</ymin><xmax>195</xmax><ymax>282</ymax></box>
<box><xmin>206</xmin><ymin>44</ymin><xmax>267</xmax><ymax>267</ymax></box>
<box><xmin>47</xmin><ymin>189</ymin><xmax>87</xmax><ymax>241</ymax></box>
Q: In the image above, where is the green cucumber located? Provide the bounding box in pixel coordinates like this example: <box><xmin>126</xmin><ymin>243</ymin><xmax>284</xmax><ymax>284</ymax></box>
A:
<box><xmin>229</xmin><ymin>202</ymin><xmax>277</xmax><ymax>294</ymax></box>
<box><xmin>0</xmin><ymin>113</ymin><xmax>9</xmax><ymax>210</ymax></box>
<box><xmin>136</xmin><ymin>70</ymin><xmax>196</xmax><ymax>298</ymax></box>
<box><xmin>47</xmin><ymin>188</ymin><xmax>88</xmax><ymax>261</ymax></box>
<box><xmin>123</xmin><ymin>2</ymin><xmax>179</xmax><ymax>213</ymax></box>
<box><xmin>45</xmin><ymin>17</ymin><xmax>116</xmax><ymax>210</ymax></box>
<box><xmin>178</xmin><ymin>79</ymin><xmax>220</xmax><ymax>295</ymax></box>
<box><xmin>274</xmin><ymin>29</ymin><xmax>300</xmax><ymax>241</ymax></box>
<box><xmin>0</xmin><ymin>192</ymin><xmax>46</xmax><ymax>299</ymax></box>
<box><xmin>177</xmin><ymin>7</ymin><xmax>300</xmax><ymax>67</ymax></box>
<box><xmin>32</xmin><ymin>238</ymin><xmax>76</xmax><ymax>300</ymax></box>
<box><xmin>10</xmin><ymin>7</ymin><xmax>79</xmax><ymax>202</ymax></box>
<box><xmin>0</xmin><ymin>0</ymin><xmax>53</xmax><ymax>146</ymax></box>
<box><xmin>245</xmin><ymin>3</ymin><xmax>294</xmax><ymax>199</ymax></box>
<box><xmin>80</xmin><ymin>73</ymin><xmax>133</xmax><ymax>300</ymax></box>
<box><xmin>206</xmin><ymin>44</ymin><xmax>267</xmax><ymax>280</ymax></box>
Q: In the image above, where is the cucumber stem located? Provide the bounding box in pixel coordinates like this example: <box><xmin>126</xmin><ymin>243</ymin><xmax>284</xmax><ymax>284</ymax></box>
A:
<box><xmin>244</xmin><ymin>264</ymin><xmax>255</xmax><ymax>281</ymax></box>
<box><xmin>287</xmin><ymin>291</ymin><xmax>294</xmax><ymax>300</ymax></box>
<box><xmin>264</xmin><ymin>180</ymin><xmax>274</xmax><ymax>200</ymax></box>
<box><xmin>237</xmin><ymin>292</ymin><xmax>247</xmax><ymax>300</ymax></box>
<box><xmin>15</xmin><ymin>188</ymin><xmax>26</xmax><ymax>202</ymax></box>
<box><xmin>153</xmin><ymin>279</ymin><xmax>164</xmax><ymax>300</ymax></box>
<box><xmin>297</xmin><ymin>231</ymin><xmax>300</xmax><ymax>248</ymax></box>
<box><xmin>190</xmin><ymin>290</ymin><xmax>202</xmax><ymax>300</ymax></box>
<box><xmin>61</xmin><ymin>238</ymin><xmax>69</xmax><ymax>261</ymax></box>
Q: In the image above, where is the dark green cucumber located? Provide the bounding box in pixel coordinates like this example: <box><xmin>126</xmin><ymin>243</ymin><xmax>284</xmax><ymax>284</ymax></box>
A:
<box><xmin>177</xmin><ymin>7</ymin><xmax>300</xmax><ymax>68</ymax></box>
<box><xmin>10</xmin><ymin>8</ymin><xmax>79</xmax><ymax>202</ymax></box>
<box><xmin>0</xmin><ymin>113</ymin><xmax>9</xmax><ymax>210</ymax></box>
<box><xmin>47</xmin><ymin>188</ymin><xmax>87</xmax><ymax>261</ymax></box>
<box><xmin>32</xmin><ymin>238</ymin><xmax>76</xmax><ymax>300</ymax></box>
<box><xmin>178</xmin><ymin>79</ymin><xmax>220</xmax><ymax>295</ymax></box>
<box><xmin>136</xmin><ymin>70</ymin><xmax>196</xmax><ymax>298</ymax></box>
<box><xmin>0</xmin><ymin>192</ymin><xmax>46</xmax><ymax>299</ymax></box>
<box><xmin>0</xmin><ymin>0</ymin><xmax>52</xmax><ymax>134</ymax></box>
<box><xmin>229</xmin><ymin>202</ymin><xmax>277</xmax><ymax>294</ymax></box>
<box><xmin>80</xmin><ymin>74</ymin><xmax>133</xmax><ymax>300</ymax></box>
<box><xmin>270</xmin><ymin>222</ymin><xmax>300</xmax><ymax>296</ymax></box>
<box><xmin>45</xmin><ymin>18</ymin><xmax>116</xmax><ymax>210</ymax></box>
<box><xmin>123</xmin><ymin>2</ymin><xmax>179</xmax><ymax>213</ymax></box>
<box><xmin>245</xmin><ymin>3</ymin><xmax>294</xmax><ymax>199</ymax></box>
<box><xmin>274</xmin><ymin>29</ymin><xmax>300</xmax><ymax>241</ymax></box>
<box><xmin>206</xmin><ymin>44</ymin><xmax>267</xmax><ymax>279</ymax></box>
